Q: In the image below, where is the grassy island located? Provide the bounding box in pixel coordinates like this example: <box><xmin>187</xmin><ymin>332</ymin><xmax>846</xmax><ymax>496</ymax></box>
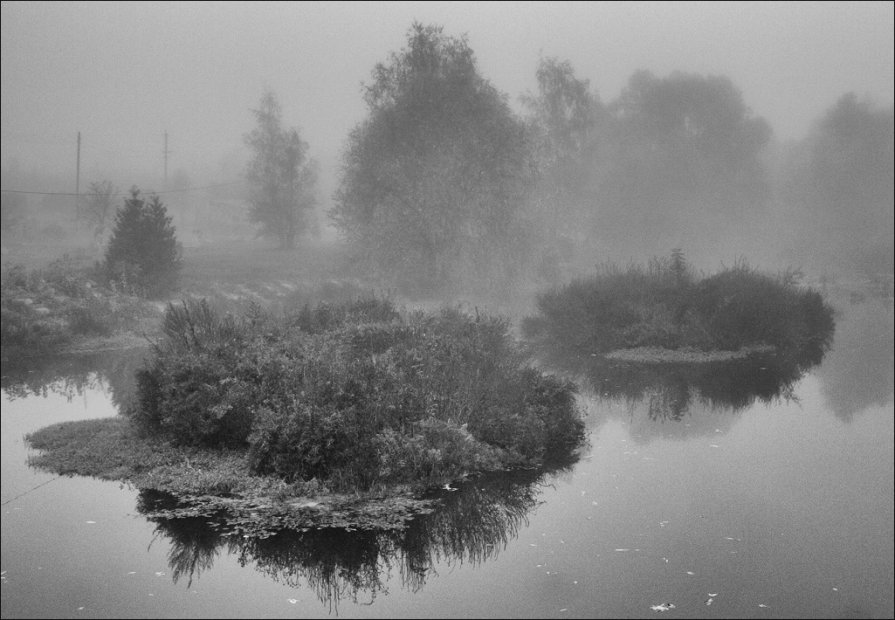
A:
<box><xmin>26</xmin><ymin>297</ymin><xmax>585</xmax><ymax>529</ymax></box>
<box><xmin>522</xmin><ymin>253</ymin><xmax>835</xmax><ymax>360</ymax></box>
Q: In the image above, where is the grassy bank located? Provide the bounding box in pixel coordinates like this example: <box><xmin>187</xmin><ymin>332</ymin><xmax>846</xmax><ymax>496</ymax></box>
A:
<box><xmin>1</xmin><ymin>257</ymin><xmax>160</xmax><ymax>360</ymax></box>
<box><xmin>522</xmin><ymin>254</ymin><xmax>836</xmax><ymax>357</ymax></box>
<box><xmin>25</xmin><ymin>297</ymin><xmax>585</xmax><ymax>523</ymax></box>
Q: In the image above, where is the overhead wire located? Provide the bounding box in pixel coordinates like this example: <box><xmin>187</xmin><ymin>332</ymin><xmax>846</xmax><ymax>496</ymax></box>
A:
<box><xmin>0</xmin><ymin>181</ymin><xmax>242</xmax><ymax>197</ymax></box>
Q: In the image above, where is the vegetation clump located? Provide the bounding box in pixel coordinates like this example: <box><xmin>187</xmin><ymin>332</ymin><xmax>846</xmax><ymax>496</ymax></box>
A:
<box><xmin>128</xmin><ymin>297</ymin><xmax>584</xmax><ymax>492</ymax></box>
<box><xmin>1</xmin><ymin>258</ymin><xmax>157</xmax><ymax>360</ymax></box>
<box><xmin>522</xmin><ymin>252</ymin><xmax>835</xmax><ymax>357</ymax></box>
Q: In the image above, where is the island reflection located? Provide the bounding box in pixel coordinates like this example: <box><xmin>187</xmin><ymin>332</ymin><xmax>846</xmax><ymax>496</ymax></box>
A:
<box><xmin>530</xmin><ymin>327</ymin><xmax>833</xmax><ymax>441</ymax></box>
<box><xmin>137</xmin><ymin>464</ymin><xmax>574</xmax><ymax>611</ymax></box>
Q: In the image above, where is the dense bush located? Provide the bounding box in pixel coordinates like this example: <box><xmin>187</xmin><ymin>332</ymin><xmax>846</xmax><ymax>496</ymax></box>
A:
<box><xmin>523</xmin><ymin>254</ymin><xmax>835</xmax><ymax>354</ymax></box>
<box><xmin>130</xmin><ymin>298</ymin><xmax>584</xmax><ymax>491</ymax></box>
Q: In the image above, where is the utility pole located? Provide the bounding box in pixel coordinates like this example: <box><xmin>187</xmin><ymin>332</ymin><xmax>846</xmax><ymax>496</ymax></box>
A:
<box><xmin>75</xmin><ymin>131</ymin><xmax>81</xmax><ymax>220</ymax></box>
<box><xmin>163</xmin><ymin>130</ymin><xmax>171</xmax><ymax>186</ymax></box>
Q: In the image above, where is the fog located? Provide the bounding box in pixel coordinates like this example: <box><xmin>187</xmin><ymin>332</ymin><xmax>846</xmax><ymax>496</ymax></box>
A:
<box><xmin>2</xmin><ymin>1</ymin><xmax>893</xmax><ymax>282</ymax></box>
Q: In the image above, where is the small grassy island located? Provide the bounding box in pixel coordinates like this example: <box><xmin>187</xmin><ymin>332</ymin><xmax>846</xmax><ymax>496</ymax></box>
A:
<box><xmin>26</xmin><ymin>297</ymin><xmax>585</xmax><ymax>531</ymax></box>
<box><xmin>522</xmin><ymin>253</ymin><xmax>836</xmax><ymax>363</ymax></box>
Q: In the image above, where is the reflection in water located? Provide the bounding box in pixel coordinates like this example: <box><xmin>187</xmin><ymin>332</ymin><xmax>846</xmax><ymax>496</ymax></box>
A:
<box><xmin>815</xmin><ymin>300</ymin><xmax>894</xmax><ymax>420</ymax></box>
<box><xmin>531</xmin><ymin>327</ymin><xmax>832</xmax><ymax>440</ymax></box>
<box><xmin>0</xmin><ymin>348</ymin><xmax>148</xmax><ymax>410</ymax></box>
<box><xmin>137</xmin><ymin>466</ymin><xmax>568</xmax><ymax>612</ymax></box>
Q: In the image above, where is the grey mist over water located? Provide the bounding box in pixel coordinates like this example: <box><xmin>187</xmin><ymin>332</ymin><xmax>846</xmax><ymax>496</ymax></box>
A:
<box><xmin>2</xmin><ymin>298</ymin><xmax>892</xmax><ymax>618</ymax></box>
<box><xmin>1</xmin><ymin>2</ymin><xmax>893</xmax><ymax>618</ymax></box>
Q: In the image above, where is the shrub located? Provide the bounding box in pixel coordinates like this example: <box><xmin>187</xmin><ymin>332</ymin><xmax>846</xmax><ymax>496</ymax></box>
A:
<box><xmin>129</xmin><ymin>298</ymin><xmax>585</xmax><ymax>491</ymax></box>
<box><xmin>524</xmin><ymin>253</ymin><xmax>835</xmax><ymax>355</ymax></box>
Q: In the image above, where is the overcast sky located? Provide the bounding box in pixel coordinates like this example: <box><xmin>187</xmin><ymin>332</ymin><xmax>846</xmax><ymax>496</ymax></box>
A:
<box><xmin>2</xmin><ymin>1</ymin><xmax>893</xmax><ymax>197</ymax></box>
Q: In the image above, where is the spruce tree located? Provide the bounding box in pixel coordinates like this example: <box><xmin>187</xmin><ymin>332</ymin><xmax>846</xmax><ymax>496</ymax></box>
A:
<box><xmin>104</xmin><ymin>187</ymin><xmax>181</xmax><ymax>296</ymax></box>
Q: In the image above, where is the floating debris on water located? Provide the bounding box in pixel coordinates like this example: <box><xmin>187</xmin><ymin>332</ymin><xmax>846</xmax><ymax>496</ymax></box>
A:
<box><xmin>651</xmin><ymin>603</ymin><xmax>676</xmax><ymax>612</ymax></box>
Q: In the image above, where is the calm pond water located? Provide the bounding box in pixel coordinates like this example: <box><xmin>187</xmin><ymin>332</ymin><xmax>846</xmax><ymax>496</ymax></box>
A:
<box><xmin>2</xmin><ymin>299</ymin><xmax>892</xmax><ymax>619</ymax></box>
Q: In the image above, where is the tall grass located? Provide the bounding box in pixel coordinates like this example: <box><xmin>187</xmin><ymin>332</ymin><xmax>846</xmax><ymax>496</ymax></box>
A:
<box><xmin>130</xmin><ymin>297</ymin><xmax>584</xmax><ymax>491</ymax></box>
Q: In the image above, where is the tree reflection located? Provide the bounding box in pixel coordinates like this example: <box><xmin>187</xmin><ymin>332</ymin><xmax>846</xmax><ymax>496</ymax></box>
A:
<box><xmin>1</xmin><ymin>347</ymin><xmax>147</xmax><ymax>410</ymax></box>
<box><xmin>814</xmin><ymin>300</ymin><xmax>894</xmax><ymax>420</ymax></box>
<box><xmin>136</xmin><ymin>465</ymin><xmax>570</xmax><ymax>612</ymax></box>
<box><xmin>530</xmin><ymin>330</ymin><xmax>832</xmax><ymax>438</ymax></box>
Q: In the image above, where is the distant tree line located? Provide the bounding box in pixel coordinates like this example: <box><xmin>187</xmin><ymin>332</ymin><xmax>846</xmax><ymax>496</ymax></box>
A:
<box><xmin>203</xmin><ymin>22</ymin><xmax>895</xmax><ymax>288</ymax></box>
<box><xmin>329</xmin><ymin>22</ymin><xmax>895</xmax><ymax>291</ymax></box>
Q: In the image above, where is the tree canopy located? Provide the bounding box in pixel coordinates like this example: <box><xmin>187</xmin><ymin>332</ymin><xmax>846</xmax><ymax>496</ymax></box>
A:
<box><xmin>104</xmin><ymin>187</ymin><xmax>181</xmax><ymax>296</ymax></box>
<box><xmin>244</xmin><ymin>91</ymin><xmax>317</xmax><ymax>249</ymax></box>
<box><xmin>331</xmin><ymin>23</ymin><xmax>531</xmax><ymax>290</ymax></box>
<box><xmin>781</xmin><ymin>93</ymin><xmax>894</xmax><ymax>273</ymax></box>
<box><xmin>597</xmin><ymin>71</ymin><xmax>772</xmax><ymax>257</ymax></box>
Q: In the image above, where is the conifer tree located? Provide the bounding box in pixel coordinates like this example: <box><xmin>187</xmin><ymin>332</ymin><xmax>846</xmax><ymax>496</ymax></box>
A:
<box><xmin>104</xmin><ymin>187</ymin><xmax>181</xmax><ymax>296</ymax></box>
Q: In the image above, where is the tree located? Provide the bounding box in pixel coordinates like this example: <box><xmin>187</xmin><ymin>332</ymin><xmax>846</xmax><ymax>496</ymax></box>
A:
<box><xmin>244</xmin><ymin>91</ymin><xmax>317</xmax><ymax>249</ymax></box>
<box><xmin>598</xmin><ymin>71</ymin><xmax>772</xmax><ymax>258</ymax></box>
<box><xmin>104</xmin><ymin>187</ymin><xmax>181</xmax><ymax>296</ymax></box>
<box><xmin>780</xmin><ymin>93</ymin><xmax>894</xmax><ymax>274</ymax></box>
<box><xmin>80</xmin><ymin>180</ymin><xmax>117</xmax><ymax>245</ymax></box>
<box><xmin>330</xmin><ymin>23</ymin><xmax>531</xmax><ymax>290</ymax></box>
<box><xmin>522</xmin><ymin>57</ymin><xmax>604</xmax><ymax>254</ymax></box>
<box><xmin>0</xmin><ymin>191</ymin><xmax>27</xmax><ymax>238</ymax></box>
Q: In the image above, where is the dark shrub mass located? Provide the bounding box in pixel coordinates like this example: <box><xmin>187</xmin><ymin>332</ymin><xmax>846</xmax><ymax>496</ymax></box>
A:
<box><xmin>129</xmin><ymin>298</ymin><xmax>584</xmax><ymax>491</ymax></box>
<box><xmin>523</xmin><ymin>254</ymin><xmax>835</xmax><ymax>355</ymax></box>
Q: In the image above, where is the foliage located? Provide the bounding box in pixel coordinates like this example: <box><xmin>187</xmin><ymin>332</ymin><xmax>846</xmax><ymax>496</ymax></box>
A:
<box><xmin>522</xmin><ymin>57</ymin><xmax>604</xmax><ymax>246</ymax></box>
<box><xmin>780</xmin><ymin>93</ymin><xmax>894</xmax><ymax>274</ymax></box>
<box><xmin>523</xmin><ymin>252</ymin><xmax>834</xmax><ymax>355</ymax></box>
<box><xmin>330</xmin><ymin>23</ymin><xmax>532</xmax><ymax>291</ymax></box>
<box><xmin>0</xmin><ymin>190</ymin><xmax>28</xmax><ymax>237</ymax></box>
<box><xmin>129</xmin><ymin>297</ymin><xmax>584</xmax><ymax>491</ymax></box>
<box><xmin>0</xmin><ymin>257</ymin><xmax>155</xmax><ymax>359</ymax></box>
<box><xmin>80</xmin><ymin>180</ymin><xmax>117</xmax><ymax>244</ymax></box>
<box><xmin>244</xmin><ymin>91</ymin><xmax>318</xmax><ymax>249</ymax></box>
<box><xmin>103</xmin><ymin>187</ymin><xmax>182</xmax><ymax>297</ymax></box>
<box><xmin>596</xmin><ymin>71</ymin><xmax>772</xmax><ymax>256</ymax></box>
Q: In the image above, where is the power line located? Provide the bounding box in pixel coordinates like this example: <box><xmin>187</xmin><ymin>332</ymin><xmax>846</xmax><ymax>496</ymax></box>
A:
<box><xmin>0</xmin><ymin>181</ymin><xmax>242</xmax><ymax>197</ymax></box>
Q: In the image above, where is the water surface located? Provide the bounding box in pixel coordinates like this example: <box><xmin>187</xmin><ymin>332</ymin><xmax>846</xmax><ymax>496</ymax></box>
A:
<box><xmin>2</xmin><ymin>300</ymin><xmax>892</xmax><ymax>618</ymax></box>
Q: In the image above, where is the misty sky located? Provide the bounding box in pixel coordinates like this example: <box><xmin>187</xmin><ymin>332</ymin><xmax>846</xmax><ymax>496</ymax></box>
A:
<box><xmin>2</xmin><ymin>1</ymin><xmax>893</xmax><ymax>199</ymax></box>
